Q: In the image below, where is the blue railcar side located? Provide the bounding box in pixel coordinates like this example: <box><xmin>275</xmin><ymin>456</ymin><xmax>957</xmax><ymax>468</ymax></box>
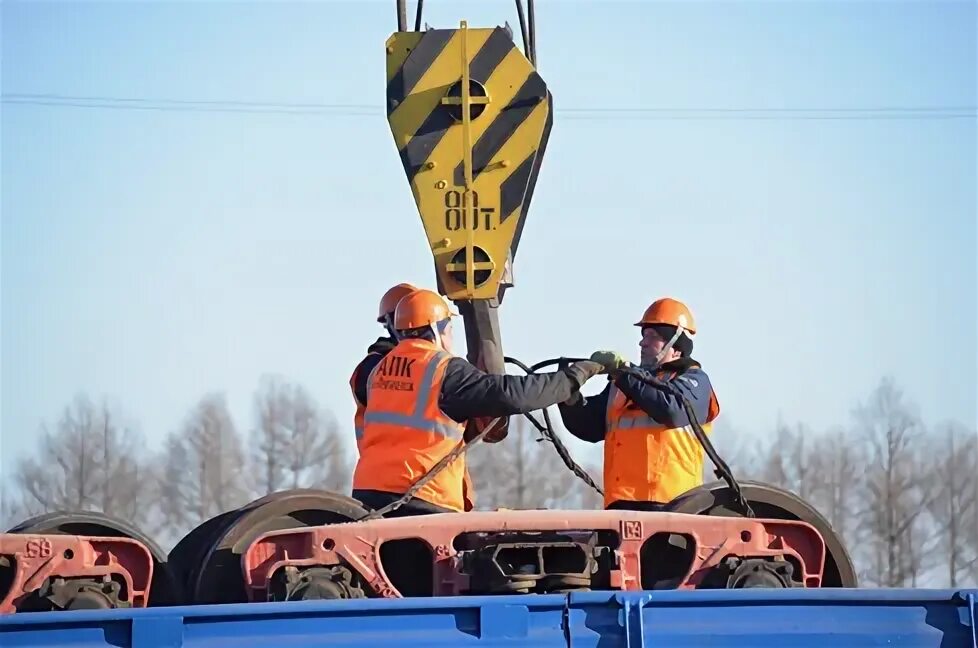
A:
<box><xmin>1</xmin><ymin>589</ymin><xmax>975</xmax><ymax>648</ymax></box>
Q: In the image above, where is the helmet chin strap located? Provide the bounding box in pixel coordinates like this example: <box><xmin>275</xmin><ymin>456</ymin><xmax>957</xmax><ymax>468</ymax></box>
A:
<box><xmin>384</xmin><ymin>313</ymin><xmax>400</xmax><ymax>340</ymax></box>
<box><xmin>642</xmin><ymin>325</ymin><xmax>686</xmax><ymax>369</ymax></box>
<box><xmin>430</xmin><ymin>318</ymin><xmax>450</xmax><ymax>351</ymax></box>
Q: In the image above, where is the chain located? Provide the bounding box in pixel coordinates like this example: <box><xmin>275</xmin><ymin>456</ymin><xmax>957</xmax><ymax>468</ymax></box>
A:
<box><xmin>356</xmin><ymin>417</ymin><xmax>503</xmax><ymax>521</ymax></box>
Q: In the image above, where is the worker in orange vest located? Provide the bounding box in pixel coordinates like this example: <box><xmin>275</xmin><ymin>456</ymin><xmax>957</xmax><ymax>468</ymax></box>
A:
<box><xmin>348</xmin><ymin>282</ymin><xmax>478</xmax><ymax>511</ymax></box>
<box><xmin>558</xmin><ymin>297</ymin><xmax>720</xmax><ymax>511</ymax></box>
<box><xmin>352</xmin><ymin>289</ymin><xmax>607</xmax><ymax>517</ymax></box>
<box><xmin>349</xmin><ymin>282</ymin><xmax>417</xmax><ymax>449</ymax></box>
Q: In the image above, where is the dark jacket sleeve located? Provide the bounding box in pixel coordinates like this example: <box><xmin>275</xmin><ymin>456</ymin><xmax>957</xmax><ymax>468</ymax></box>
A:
<box><xmin>438</xmin><ymin>357</ymin><xmax>590</xmax><ymax>423</ymax></box>
<box><xmin>613</xmin><ymin>366</ymin><xmax>714</xmax><ymax>427</ymax></box>
<box><xmin>557</xmin><ymin>381</ymin><xmax>611</xmax><ymax>443</ymax></box>
<box><xmin>352</xmin><ymin>337</ymin><xmax>397</xmax><ymax>406</ymax></box>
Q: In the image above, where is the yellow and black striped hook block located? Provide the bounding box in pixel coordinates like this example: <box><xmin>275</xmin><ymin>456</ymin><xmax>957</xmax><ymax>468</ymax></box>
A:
<box><xmin>385</xmin><ymin>20</ymin><xmax>553</xmax><ymax>301</ymax></box>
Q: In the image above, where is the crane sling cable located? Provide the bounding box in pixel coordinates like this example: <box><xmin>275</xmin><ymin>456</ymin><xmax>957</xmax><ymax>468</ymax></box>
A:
<box><xmin>543</xmin><ymin>358</ymin><xmax>755</xmax><ymax>518</ymax></box>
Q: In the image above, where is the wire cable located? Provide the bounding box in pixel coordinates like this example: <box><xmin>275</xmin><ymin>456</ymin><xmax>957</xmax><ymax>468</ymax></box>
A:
<box><xmin>530</xmin><ymin>357</ymin><xmax>755</xmax><ymax>517</ymax></box>
<box><xmin>3</xmin><ymin>94</ymin><xmax>974</xmax><ymax>120</ymax></box>
<box><xmin>352</xmin><ymin>354</ymin><xmax>755</xmax><ymax>520</ymax></box>
<box><xmin>503</xmin><ymin>356</ymin><xmax>603</xmax><ymax>497</ymax></box>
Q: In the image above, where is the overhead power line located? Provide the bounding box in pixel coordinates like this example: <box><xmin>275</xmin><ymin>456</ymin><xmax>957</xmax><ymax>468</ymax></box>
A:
<box><xmin>2</xmin><ymin>93</ymin><xmax>975</xmax><ymax>121</ymax></box>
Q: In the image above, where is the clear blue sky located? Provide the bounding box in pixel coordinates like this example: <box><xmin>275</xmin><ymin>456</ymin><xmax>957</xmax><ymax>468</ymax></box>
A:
<box><xmin>2</xmin><ymin>0</ymin><xmax>975</xmax><ymax>478</ymax></box>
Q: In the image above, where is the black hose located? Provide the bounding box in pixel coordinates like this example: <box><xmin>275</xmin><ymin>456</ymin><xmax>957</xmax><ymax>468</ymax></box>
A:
<box><xmin>355</xmin><ymin>354</ymin><xmax>751</xmax><ymax>519</ymax></box>
<box><xmin>525</xmin><ymin>357</ymin><xmax>753</xmax><ymax>517</ymax></box>
<box><xmin>356</xmin><ymin>353</ymin><xmax>601</xmax><ymax>519</ymax></box>
<box><xmin>615</xmin><ymin>365</ymin><xmax>753</xmax><ymax>517</ymax></box>
<box><xmin>503</xmin><ymin>356</ymin><xmax>603</xmax><ymax>496</ymax></box>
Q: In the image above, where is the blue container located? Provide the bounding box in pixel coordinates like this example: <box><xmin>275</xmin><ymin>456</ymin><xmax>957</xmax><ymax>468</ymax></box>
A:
<box><xmin>1</xmin><ymin>589</ymin><xmax>975</xmax><ymax>647</ymax></box>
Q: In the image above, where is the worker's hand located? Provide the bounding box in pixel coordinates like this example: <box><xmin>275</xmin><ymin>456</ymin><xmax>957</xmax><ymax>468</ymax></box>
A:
<box><xmin>590</xmin><ymin>350</ymin><xmax>627</xmax><ymax>372</ymax></box>
<box><xmin>564</xmin><ymin>360</ymin><xmax>607</xmax><ymax>389</ymax></box>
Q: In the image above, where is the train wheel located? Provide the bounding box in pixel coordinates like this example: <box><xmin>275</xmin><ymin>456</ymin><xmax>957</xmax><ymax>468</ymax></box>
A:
<box><xmin>666</xmin><ymin>480</ymin><xmax>858</xmax><ymax>588</ymax></box>
<box><xmin>169</xmin><ymin>488</ymin><xmax>365</xmax><ymax>601</ymax></box>
<box><xmin>186</xmin><ymin>489</ymin><xmax>369</xmax><ymax>605</ymax></box>
<box><xmin>166</xmin><ymin>508</ymin><xmax>244</xmax><ymax>603</ymax></box>
<box><xmin>5</xmin><ymin>510</ymin><xmax>182</xmax><ymax>606</ymax></box>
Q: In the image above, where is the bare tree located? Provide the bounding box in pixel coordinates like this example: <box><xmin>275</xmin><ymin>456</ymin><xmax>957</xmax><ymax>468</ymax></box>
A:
<box><xmin>703</xmin><ymin>417</ymin><xmax>760</xmax><ymax>480</ymax></box>
<box><xmin>315</xmin><ymin>434</ymin><xmax>355</xmax><ymax>494</ymax></box>
<box><xmin>94</xmin><ymin>402</ymin><xmax>154</xmax><ymax>524</ymax></box>
<box><xmin>4</xmin><ymin>375</ymin><xmax>973</xmax><ymax>586</ymax></box>
<box><xmin>157</xmin><ymin>393</ymin><xmax>249</xmax><ymax>545</ymax></box>
<box><xmin>927</xmin><ymin>421</ymin><xmax>978</xmax><ymax>587</ymax></box>
<box><xmin>14</xmin><ymin>395</ymin><xmax>100</xmax><ymax>513</ymax></box>
<box><xmin>0</xmin><ymin>486</ymin><xmax>29</xmax><ymax>530</ymax></box>
<box><xmin>249</xmin><ymin>375</ymin><xmax>352</xmax><ymax>497</ymax></box>
<box><xmin>252</xmin><ymin>376</ymin><xmax>286</xmax><ymax>496</ymax></box>
<box><xmin>468</xmin><ymin>416</ymin><xmax>603</xmax><ymax>510</ymax></box>
<box><xmin>744</xmin><ymin>420</ymin><xmax>864</xmax><ymax>557</ymax></box>
<box><xmin>8</xmin><ymin>395</ymin><xmax>154</xmax><ymax>529</ymax></box>
<box><xmin>855</xmin><ymin>378</ymin><xmax>935</xmax><ymax>587</ymax></box>
<box><xmin>755</xmin><ymin>420</ymin><xmax>817</xmax><ymax>503</ymax></box>
<box><xmin>156</xmin><ymin>432</ymin><xmax>193</xmax><ymax>547</ymax></box>
<box><xmin>807</xmin><ymin>426</ymin><xmax>866</xmax><ymax>551</ymax></box>
<box><xmin>965</xmin><ymin>442</ymin><xmax>978</xmax><ymax>586</ymax></box>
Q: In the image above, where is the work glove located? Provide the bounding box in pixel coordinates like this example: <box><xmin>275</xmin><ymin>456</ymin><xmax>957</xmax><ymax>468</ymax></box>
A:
<box><xmin>590</xmin><ymin>350</ymin><xmax>627</xmax><ymax>372</ymax></box>
<box><xmin>564</xmin><ymin>359</ymin><xmax>607</xmax><ymax>388</ymax></box>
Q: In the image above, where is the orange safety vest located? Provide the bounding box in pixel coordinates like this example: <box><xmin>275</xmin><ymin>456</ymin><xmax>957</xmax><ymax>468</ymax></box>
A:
<box><xmin>349</xmin><ymin>350</ymin><xmax>386</xmax><ymax>455</ymax></box>
<box><xmin>352</xmin><ymin>338</ymin><xmax>468</xmax><ymax>512</ymax></box>
<box><xmin>603</xmin><ymin>370</ymin><xmax>720</xmax><ymax>508</ymax></box>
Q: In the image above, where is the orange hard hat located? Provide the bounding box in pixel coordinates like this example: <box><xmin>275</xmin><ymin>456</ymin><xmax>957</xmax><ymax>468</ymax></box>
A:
<box><xmin>634</xmin><ymin>297</ymin><xmax>696</xmax><ymax>335</ymax></box>
<box><xmin>394</xmin><ymin>289</ymin><xmax>458</xmax><ymax>330</ymax></box>
<box><xmin>377</xmin><ymin>283</ymin><xmax>418</xmax><ymax>322</ymax></box>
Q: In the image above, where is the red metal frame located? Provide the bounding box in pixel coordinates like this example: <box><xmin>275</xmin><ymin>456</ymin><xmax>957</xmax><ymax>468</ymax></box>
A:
<box><xmin>0</xmin><ymin>533</ymin><xmax>154</xmax><ymax>614</ymax></box>
<box><xmin>242</xmin><ymin>510</ymin><xmax>826</xmax><ymax>599</ymax></box>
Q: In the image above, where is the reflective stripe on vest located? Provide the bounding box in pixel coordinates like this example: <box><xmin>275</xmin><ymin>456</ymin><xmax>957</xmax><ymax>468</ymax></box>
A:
<box><xmin>362</xmin><ymin>354</ymin><xmax>463</xmax><ymax>440</ymax></box>
<box><xmin>606</xmin><ymin>386</ymin><xmax>700</xmax><ymax>435</ymax></box>
<box><xmin>350</xmin><ymin>355</ymin><xmax>377</xmax><ymax>443</ymax></box>
<box><xmin>602</xmin><ymin>377</ymin><xmax>718</xmax><ymax>508</ymax></box>
<box><xmin>353</xmin><ymin>338</ymin><xmax>468</xmax><ymax>512</ymax></box>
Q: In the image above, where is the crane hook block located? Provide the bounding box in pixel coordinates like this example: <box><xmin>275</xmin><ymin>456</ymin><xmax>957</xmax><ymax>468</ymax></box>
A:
<box><xmin>385</xmin><ymin>21</ymin><xmax>553</xmax><ymax>301</ymax></box>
